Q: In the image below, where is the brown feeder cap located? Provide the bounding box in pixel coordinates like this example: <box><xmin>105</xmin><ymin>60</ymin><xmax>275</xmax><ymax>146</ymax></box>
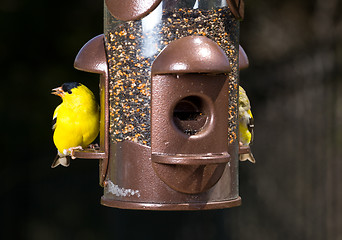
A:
<box><xmin>105</xmin><ymin>0</ymin><xmax>162</xmax><ymax>21</ymax></box>
<box><xmin>227</xmin><ymin>0</ymin><xmax>245</xmax><ymax>20</ymax></box>
<box><xmin>74</xmin><ymin>34</ymin><xmax>107</xmax><ymax>74</ymax></box>
<box><xmin>152</xmin><ymin>35</ymin><xmax>231</xmax><ymax>75</ymax></box>
<box><xmin>239</xmin><ymin>45</ymin><xmax>249</xmax><ymax>70</ymax></box>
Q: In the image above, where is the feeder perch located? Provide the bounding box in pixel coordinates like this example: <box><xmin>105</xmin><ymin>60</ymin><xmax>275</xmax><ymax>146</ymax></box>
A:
<box><xmin>67</xmin><ymin>0</ymin><xmax>249</xmax><ymax>211</ymax></box>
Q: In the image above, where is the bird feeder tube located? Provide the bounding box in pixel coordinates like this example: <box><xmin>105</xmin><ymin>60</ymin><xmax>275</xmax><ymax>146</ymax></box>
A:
<box><xmin>69</xmin><ymin>0</ymin><xmax>247</xmax><ymax>211</ymax></box>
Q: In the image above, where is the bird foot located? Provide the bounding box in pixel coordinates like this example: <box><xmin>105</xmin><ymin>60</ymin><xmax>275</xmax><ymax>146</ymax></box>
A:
<box><xmin>68</xmin><ymin>146</ymin><xmax>83</xmax><ymax>159</ymax></box>
<box><xmin>88</xmin><ymin>143</ymin><xmax>100</xmax><ymax>151</ymax></box>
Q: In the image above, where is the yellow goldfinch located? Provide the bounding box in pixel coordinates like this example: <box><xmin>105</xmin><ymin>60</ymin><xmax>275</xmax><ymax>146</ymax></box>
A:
<box><xmin>51</xmin><ymin>82</ymin><xmax>100</xmax><ymax>168</ymax></box>
<box><xmin>238</xmin><ymin>85</ymin><xmax>255</xmax><ymax>163</ymax></box>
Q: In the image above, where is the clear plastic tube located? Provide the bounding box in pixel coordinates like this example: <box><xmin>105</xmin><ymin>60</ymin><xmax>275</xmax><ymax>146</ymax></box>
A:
<box><xmin>104</xmin><ymin>0</ymin><xmax>239</xmax><ymax>147</ymax></box>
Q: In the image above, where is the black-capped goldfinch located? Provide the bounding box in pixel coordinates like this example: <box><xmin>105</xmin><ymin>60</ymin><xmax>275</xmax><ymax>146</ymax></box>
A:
<box><xmin>238</xmin><ymin>85</ymin><xmax>255</xmax><ymax>163</ymax></box>
<box><xmin>51</xmin><ymin>82</ymin><xmax>100</xmax><ymax>168</ymax></box>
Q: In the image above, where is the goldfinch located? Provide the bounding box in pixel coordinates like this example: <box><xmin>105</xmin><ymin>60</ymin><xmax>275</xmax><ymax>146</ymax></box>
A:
<box><xmin>238</xmin><ymin>85</ymin><xmax>255</xmax><ymax>163</ymax></box>
<box><xmin>51</xmin><ymin>82</ymin><xmax>100</xmax><ymax>168</ymax></box>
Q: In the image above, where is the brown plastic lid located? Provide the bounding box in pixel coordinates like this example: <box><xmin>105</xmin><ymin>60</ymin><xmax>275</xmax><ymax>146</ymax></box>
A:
<box><xmin>152</xmin><ymin>36</ymin><xmax>231</xmax><ymax>75</ymax></box>
<box><xmin>105</xmin><ymin>0</ymin><xmax>162</xmax><ymax>21</ymax></box>
<box><xmin>74</xmin><ymin>34</ymin><xmax>107</xmax><ymax>74</ymax></box>
<box><xmin>239</xmin><ymin>45</ymin><xmax>249</xmax><ymax>69</ymax></box>
<box><xmin>227</xmin><ymin>0</ymin><xmax>244</xmax><ymax>20</ymax></box>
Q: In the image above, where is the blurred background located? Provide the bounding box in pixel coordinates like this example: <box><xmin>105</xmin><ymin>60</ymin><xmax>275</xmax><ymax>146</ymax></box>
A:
<box><xmin>1</xmin><ymin>0</ymin><xmax>341</xmax><ymax>239</ymax></box>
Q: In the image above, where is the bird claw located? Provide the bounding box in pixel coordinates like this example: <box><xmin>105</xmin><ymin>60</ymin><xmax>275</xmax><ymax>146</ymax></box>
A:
<box><xmin>68</xmin><ymin>146</ymin><xmax>83</xmax><ymax>159</ymax></box>
<box><xmin>88</xmin><ymin>143</ymin><xmax>100</xmax><ymax>150</ymax></box>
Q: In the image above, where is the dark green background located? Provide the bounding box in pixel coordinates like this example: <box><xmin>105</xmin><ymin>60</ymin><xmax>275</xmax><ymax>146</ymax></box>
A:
<box><xmin>1</xmin><ymin>0</ymin><xmax>342</xmax><ymax>239</ymax></box>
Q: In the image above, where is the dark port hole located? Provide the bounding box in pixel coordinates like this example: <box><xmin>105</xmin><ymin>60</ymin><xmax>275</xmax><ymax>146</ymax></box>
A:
<box><xmin>173</xmin><ymin>96</ymin><xmax>207</xmax><ymax>135</ymax></box>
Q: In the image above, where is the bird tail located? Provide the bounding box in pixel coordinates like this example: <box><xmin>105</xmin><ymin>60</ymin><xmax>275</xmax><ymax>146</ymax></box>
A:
<box><xmin>51</xmin><ymin>155</ymin><xmax>71</xmax><ymax>168</ymax></box>
<box><xmin>239</xmin><ymin>152</ymin><xmax>256</xmax><ymax>163</ymax></box>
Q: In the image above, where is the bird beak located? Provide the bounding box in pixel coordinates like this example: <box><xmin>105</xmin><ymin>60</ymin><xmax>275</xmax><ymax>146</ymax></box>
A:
<box><xmin>51</xmin><ymin>87</ymin><xmax>64</xmax><ymax>97</ymax></box>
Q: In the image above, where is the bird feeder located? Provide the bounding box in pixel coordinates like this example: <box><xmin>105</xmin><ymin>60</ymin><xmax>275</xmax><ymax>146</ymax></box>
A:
<box><xmin>71</xmin><ymin>0</ymin><xmax>247</xmax><ymax>210</ymax></box>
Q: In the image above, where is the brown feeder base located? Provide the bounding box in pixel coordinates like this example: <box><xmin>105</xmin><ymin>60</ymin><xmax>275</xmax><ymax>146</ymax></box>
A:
<box><xmin>101</xmin><ymin>197</ymin><xmax>241</xmax><ymax>211</ymax></box>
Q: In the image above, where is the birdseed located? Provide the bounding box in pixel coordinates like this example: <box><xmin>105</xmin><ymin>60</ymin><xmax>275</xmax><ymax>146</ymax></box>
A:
<box><xmin>105</xmin><ymin>7</ymin><xmax>239</xmax><ymax>146</ymax></box>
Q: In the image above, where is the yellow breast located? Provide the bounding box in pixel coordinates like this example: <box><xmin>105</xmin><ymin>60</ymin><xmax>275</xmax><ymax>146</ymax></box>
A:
<box><xmin>53</xmin><ymin>85</ymin><xmax>99</xmax><ymax>154</ymax></box>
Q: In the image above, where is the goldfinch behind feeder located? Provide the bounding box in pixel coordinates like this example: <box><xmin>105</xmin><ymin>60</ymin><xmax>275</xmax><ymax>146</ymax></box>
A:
<box><xmin>238</xmin><ymin>85</ymin><xmax>255</xmax><ymax>163</ymax></box>
<box><xmin>51</xmin><ymin>82</ymin><xmax>100</xmax><ymax>168</ymax></box>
